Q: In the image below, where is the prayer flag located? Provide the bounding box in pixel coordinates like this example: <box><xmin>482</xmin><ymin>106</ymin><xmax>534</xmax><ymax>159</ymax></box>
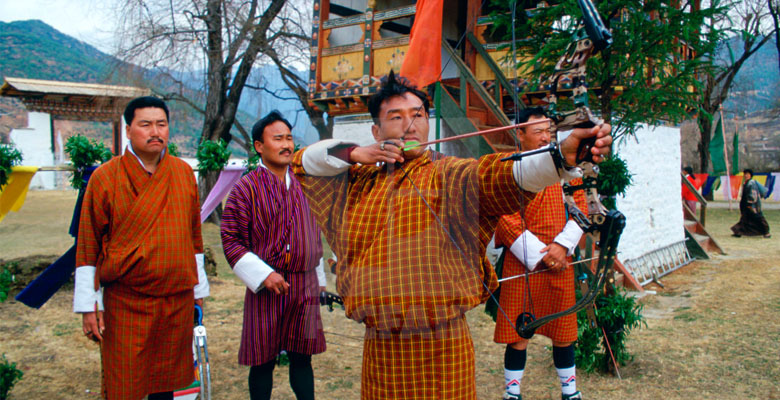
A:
<box><xmin>731</xmin><ymin>130</ymin><xmax>739</xmax><ymax>175</ymax></box>
<box><xmin>709</xmin><ymin>116</ymin><xmax>726</xmax><ymax>176</ymax></box>
<box><xmin>15</xmin><ymin>245</ymin><xmax>76</xmax><ymax>308</ymax></box>
<box><xmin>729</xmin><ymin>174</ymin><xmax>742</xmax><ymax>200</ymax></box>
<box><xmin>720</xmin><ymin>175</ymin><xmax>730</xmax><ymax>200</ymax></box>
<box><xmin>200</xmin><ymin>165</ymin><xmax>246</xmax><ymax>223</ymax></box>
<box><xmin>702</xmin><ymin>175</ymin><xmax>719</xmax><ymax>196</ymax></box>
<box><xmin>0</xmin><ymin>166</ymin><xmax>39</xmax><ymax>223</ymax></box>
<box><xmin>399</xmin><ymin>0</ymin><xmax>443</xmax><ymax>88</ymax></box>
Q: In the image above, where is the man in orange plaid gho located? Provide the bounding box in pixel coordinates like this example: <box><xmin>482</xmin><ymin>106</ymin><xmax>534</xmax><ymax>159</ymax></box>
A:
<box><xmin>490</xmin><ymin>107</ymin><xmax>587</xmax><ymax>400</ymax></box>
<box><xmin>291</xmin><ymin>72</ymin><xmax>612</xmax><ymax>400</ymax></box>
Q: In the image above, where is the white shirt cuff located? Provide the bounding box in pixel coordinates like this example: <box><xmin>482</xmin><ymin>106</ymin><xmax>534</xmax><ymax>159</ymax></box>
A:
<box><xmin>553</xmin><ymin>220</ymin><xmax>585</xmax><ymax>256</ymax></box>
<box><xmin>316</xmin><ymin>257</ymin><xmax>327</xmax><ymax>287</ymax></box>
<box><xmin>73</xmin><ymin>266</ymin><xmax>104</xmax><ymax>313</ymax></box>
<box><xmin>301</xmin><ymin>139</ymin><xmax>357</xmax><ymax>176</ymax></box>
<box><xmin>509</xmin><ymin>231</ymin><xmax>547</xmax><ymax>271</ymax></box>
<box><xmin>233</xmin><ymin>252</ymin><xmax>275</xmax><ymax>293</ymax></box>
<box><xmin>193</xmin><ymin>253</ymin><xmax>210</xmax><ymax>299</ymax></box>
<box><xmin>512</xmin><ymin>146</ymin><xmax>582</xmax><ymax>192</ymax></box>
<box><xmin>485</xmin><ymin>234</ymin><xmax>504</xmax><ymax>267</ymax></box>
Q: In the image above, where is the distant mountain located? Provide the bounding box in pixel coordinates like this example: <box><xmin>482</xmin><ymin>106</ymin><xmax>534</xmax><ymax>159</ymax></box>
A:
<box><xmin>0</xmin><ymin>20</ymin><xmax>116</xmax><ymax>83</ymax></box>
<box><xmin>0</xmin><ymin>20</ymin><xmax>319</xmax><ymax>156</ymax></box>
<box><xmin>720</xmin><ymin>36</ymin><xmax>780</xmax><ymax>116</ymax></box>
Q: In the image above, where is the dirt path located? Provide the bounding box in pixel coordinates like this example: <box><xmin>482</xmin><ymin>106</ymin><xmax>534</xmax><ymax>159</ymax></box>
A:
<box><xmin>1</xmin><ymin>191</ymin><xmax>778</xmax><ymax>399</ymax></box>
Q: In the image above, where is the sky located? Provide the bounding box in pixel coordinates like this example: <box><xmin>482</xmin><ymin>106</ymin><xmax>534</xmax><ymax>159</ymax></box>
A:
<box><xmin>0</xmin><ymin>0</ymin><xmax>115</xmax><ymax>53</ymax></box>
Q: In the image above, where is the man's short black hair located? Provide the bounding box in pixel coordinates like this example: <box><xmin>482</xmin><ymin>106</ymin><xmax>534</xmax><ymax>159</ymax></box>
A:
<box><xmin>516</xmin><ymin>106</ymin><xmax>548</xmax><ymax>125</ymax></box>
<box><xmin>124</xmin><ymin>96</ymin><xmax>169</xmax><ymax>125</ymax></box>
<box><xmin>684</xmin><ymin>166</ymin><xmax>694</xmax><ymax>175</ymax></box>
<box><xmin>368</xmin><ymin>70</ymin><xmax>430</xmax><ymax>124</ymax></box>
<box><xmin>252</xmin><ymin>110</ymin><xmax>293</xmax><ymax>143</ymax></box>
<box><xmin>743</xmin><ymin>168</ymin><xmax>754</xmax><ymax>176</ymax></box>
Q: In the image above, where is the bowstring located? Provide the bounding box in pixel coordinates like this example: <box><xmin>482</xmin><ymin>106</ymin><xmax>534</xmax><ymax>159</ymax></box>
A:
<box><xmin>387</xmin><ymin>0</ymin><xmax>526</xmax><ymax>335</ymax></box>
<box><xmin>509</xmin><ymin>0</ymin><xmax>537</xmax><ymax>328</ymax></box>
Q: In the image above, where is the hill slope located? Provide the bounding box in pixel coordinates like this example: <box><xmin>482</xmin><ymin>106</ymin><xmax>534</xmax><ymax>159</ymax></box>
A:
<box><xmin>0</xmin><ymin>20</ymin><xmax>116</xmax><ymax>83</ymax></box>
<box><xmin>0</xmin><ymin>20</ymin><xmax>319</xmax><ymax>156</ymax></box>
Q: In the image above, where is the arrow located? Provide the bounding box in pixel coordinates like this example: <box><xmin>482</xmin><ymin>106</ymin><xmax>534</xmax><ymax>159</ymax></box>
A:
<box><xmin>401</xmin><ymin>118</ymin><xmax>552</xmax><ymax>151</ymax></box>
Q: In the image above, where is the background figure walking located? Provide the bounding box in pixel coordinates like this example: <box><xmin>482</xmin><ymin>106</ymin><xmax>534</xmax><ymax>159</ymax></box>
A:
<box><xmin>731</xmin><ymin>168</ymin><xmax>771</xmax><ymax>238</ymax></box>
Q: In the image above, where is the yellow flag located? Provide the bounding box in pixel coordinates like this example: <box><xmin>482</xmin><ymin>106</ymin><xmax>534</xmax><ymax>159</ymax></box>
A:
<box><xmin>0</xmin><ymin>166</ymin><xmax>39</xmax><ymax>223</ymax></box>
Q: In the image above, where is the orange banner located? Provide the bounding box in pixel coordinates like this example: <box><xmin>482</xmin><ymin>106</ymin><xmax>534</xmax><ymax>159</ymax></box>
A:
<box><xmin>729</xmin><ymin>174</ymin><xmax>743</xmax><ymax>200</ymax></box>
<box><xmin>399</xmin><ymin>0</ymin><xmax>443</xmax><ymax>88</ymax></box>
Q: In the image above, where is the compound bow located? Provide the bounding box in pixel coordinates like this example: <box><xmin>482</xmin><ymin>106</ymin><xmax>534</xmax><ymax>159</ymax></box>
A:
<box><xmin>501</xmin><ymin>0</ymin><xmax>626</xmax><ymax>339</ymax></box>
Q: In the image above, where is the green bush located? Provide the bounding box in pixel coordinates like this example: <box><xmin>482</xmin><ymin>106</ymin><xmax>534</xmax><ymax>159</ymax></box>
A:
<box><xmin>196</xmin><ymin>139</ymin><xmax>231</xmax><ymax>173</ymax></box>
<box><xmin>167</xmin><ymin>142</ymin><xmax>180</xmax><ymax>157</ymax></box>
<box><xmin>596</xmin><ymin>155</ymin><xmax>633</xmax><ymax>210</ymax></box>
<box><xmin>575</xmin><ymin>285</ymin><xmax>646</xmax><ymax>374</ymax></box>
<box><xmin>0</xmin><ymin>144</ymin><xmax>23</xmax><ymax>187</ymax></box>
<box><xmin>0</xmin><ymin>264</ymin><xmax>14</xmax><ymax>303</ymax></box>
<box><xmin>0</xmin><ymin>354</ymin><xmax>23</xmax><ymax>400</ymax></box>
<box><xmin>244</xmin><ymin>151</ymin><xmax>260</xmax><ymax>173</ymax></box>
<box><xmin>64</xmin><ymin>135</ymin><xmax>113</xmax><ymax>189</ymax></box>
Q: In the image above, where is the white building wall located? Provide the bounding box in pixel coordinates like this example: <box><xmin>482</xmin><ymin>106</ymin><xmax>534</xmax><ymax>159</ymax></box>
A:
<box><xmin>614</xmin><ymin>124</ymin><xmax>685</xmax><ymax>262</ymax></box>
<box><xmin>332</xmin><ymin>117</ymin><xmax>438</xmax><ymax>146</ymax></box>
<box><xmin>9</xmin><ymin>112</ymin><xmax>57</xmax><ymax>190</ymax></box>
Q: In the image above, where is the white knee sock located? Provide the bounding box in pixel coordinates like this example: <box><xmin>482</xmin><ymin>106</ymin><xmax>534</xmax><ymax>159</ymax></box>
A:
<box><xmin>504</xmin><ymin>369</ymin><xmax>524</xmax><ymax>395</ymax></box>
<box><xmin>556</xmin><ymin>366</ymin><xmax>577</xmax><ymax>396</ymax></box>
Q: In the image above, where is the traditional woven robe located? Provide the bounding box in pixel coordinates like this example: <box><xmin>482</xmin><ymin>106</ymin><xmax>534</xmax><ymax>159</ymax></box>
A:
<box><xmin>76</xmin><ymin>152</ymin><xmax>202</xmax><ymax>400</ymax></box>
<box><xmin>221</xmin><ymin>167</ymin><xmax>325</xmax><ymax>366</ymax></box>
<box><xmin>731</xmin><ymin>178</ymin><xmax>770</xmax><ymax>236</ymax></box>
<box><xmin>493</xmin><ymin>181</ymin><xmax>587</xmax><ymax>344</ymax></box>
<box><xmin>682</xmin><ymin>174</ymin><xmax>700</xmax><ymax>212</ymax></box>
<box><xmin>292</xmin><ymin>149</ymin><xmax>533</xmax><ymax>400</ymax></box>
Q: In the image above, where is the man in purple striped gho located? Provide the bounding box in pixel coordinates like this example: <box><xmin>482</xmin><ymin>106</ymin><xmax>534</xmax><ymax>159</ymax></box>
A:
<box><xmin>221</xmin><ymin>110</ymin><xmax>327</xmax><ymax>400</ymax></box>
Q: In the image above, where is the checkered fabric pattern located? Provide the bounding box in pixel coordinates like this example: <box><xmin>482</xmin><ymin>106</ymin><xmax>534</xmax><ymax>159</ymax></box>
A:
<box><xmin>292</xmin><ymin>149</ymin><xmax>533</xmax><ymax>396</ymax></box>
<box><xmin>292</xmin><ymin>150</ymin><xmax>530</xmax><ymax>330</ymax></box>
<box><xmin>361</xmin><ymin>316</ymin><xmax>475</xmax><ymax>400</ymax></box>
<box><xmin>494</xmin><ymin>180</ymin><xmax>587</xmax><ymax>344</ymax></box>
<box><xmin>102</xmin><ymin>286</ymin><xmax>193</xmax><ymax>399</ymax></box>
<box><xmin>76</xmin><ymin>153</ymin><xmax>203</xmax><ymax>398</ymax></box>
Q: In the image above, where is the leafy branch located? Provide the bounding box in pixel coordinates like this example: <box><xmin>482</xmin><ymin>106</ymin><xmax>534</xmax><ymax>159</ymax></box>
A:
<box><xmin>0</xmin><ymin>144</ymin><xmax>23</xmax><ymax>187</ymax></box>
<box><xmin>196</xmin><ymin>139</ymin><xmax>231</xmax><ymax>173</ymax></box>
<box><xmin>63</xmin><ymin>136</ymin><xmax>113</xmax><ymax>190</ymax></box>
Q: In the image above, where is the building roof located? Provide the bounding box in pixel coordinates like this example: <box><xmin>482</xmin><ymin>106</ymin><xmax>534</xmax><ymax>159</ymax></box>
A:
<box><xmin>0</xmin><ymin>77</ymin><xmax>149</xmax><ymax>98</ymax></box>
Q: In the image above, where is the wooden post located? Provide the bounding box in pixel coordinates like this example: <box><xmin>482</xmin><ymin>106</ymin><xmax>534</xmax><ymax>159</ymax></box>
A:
<box><xmin>112</xmin><ymin>118</ymin><xmax>122</xmax><ymax>155</ymax></box>
<box><xmin>310</xmin><ymin>0</ymin><xmax>328</xmax><ymax>100</ymax></box>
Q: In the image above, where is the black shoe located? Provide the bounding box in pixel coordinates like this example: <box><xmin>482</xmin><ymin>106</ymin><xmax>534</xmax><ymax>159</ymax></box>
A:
<box><xmin>732</xmin><ymin>233</ymin><xmax>742</xmax><ymax>237</ymax></box>
<box><xmin>562</xmin><ymin>392</ymin><xmax>582</xmax><ymax>400</ymax></box>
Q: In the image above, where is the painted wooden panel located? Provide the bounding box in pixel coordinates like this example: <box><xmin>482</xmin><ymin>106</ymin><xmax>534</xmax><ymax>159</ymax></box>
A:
<box><xmin>372</xmin><ymin>45</ymin><xmax>408</xmax><ymax>76</ymax></box>
<box><xmin>321</xmin><ymin>52</ymin><xmax>364</xmax><ymax>82</ymax></box>
<box><xmin>474</xmin><ymin>50</ymin><xmax>533</xmax><ymax>82</ymax></box>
